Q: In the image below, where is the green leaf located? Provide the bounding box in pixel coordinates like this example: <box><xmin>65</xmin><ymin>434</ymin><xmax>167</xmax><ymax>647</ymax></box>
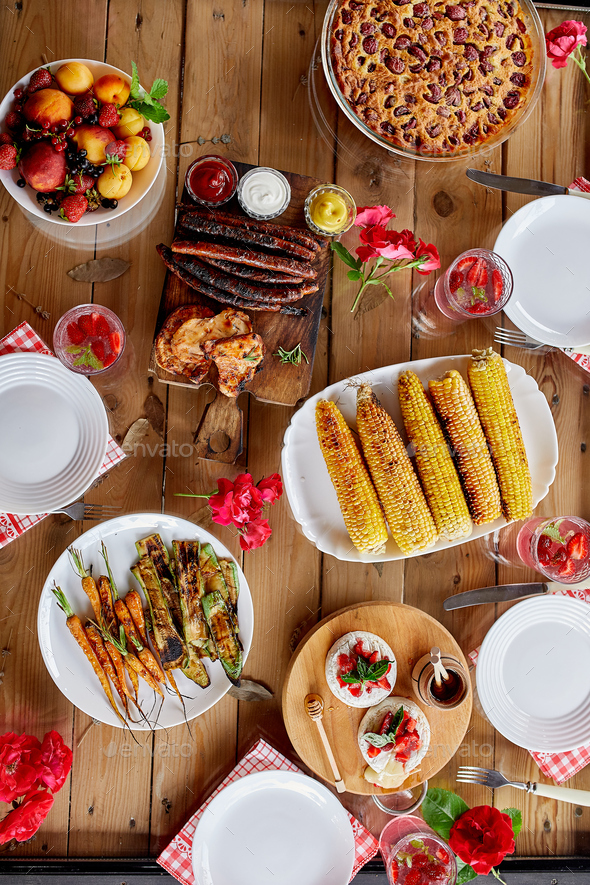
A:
<box><xmin>85</xmin><ymin>349</ymin><xmax>103</xmax><ymax>370</ymax></box>
<box><xmin>340</xmin><ymin>657</ymin><xmax>392</xmax><ymax>684</ymax></box>
<box><xmin>65</xmin><ymin>345</ymin><xmax>82</xmax><ymax>354</ymax></box>
<box><xmin>422</xmin><ymin>788</ymin><xmax>469</xmax><ymax>840</ymax></box>
<box><xmin>540</xmin><ymin>521</ymin><xmax>563</xmax><ymax>542</ymax></box>
<box><xmin>347</xmin><ymin>269</ymin><xmax>362</xmax><ymax>281</ymax></box>
<box><xmin>456</xmin><ymin>860</ymin><xmax>478</xmax><ymax>884</ymax></box>
<box><xmin>149</xmin><ymin>78</ymin><xmax>168</xmax><ymax>100</ymax></box>
<box><xmin>331</xmin><ymin>240</ymin><xmax>361</xmax><ymax>271</ymax></box>
<box><xmin>501</xmin><ymin>808</ymin><xmax>523</xmax><ymax>838</ymax></box>
<box><xmin>130</xmin><ymin>61</ymin><xmax>141</xmax><ymax>100</ymax></box>
<box><xmin>470</xmin><ymin>286</ymin><xmax>487</xmax><ymax>304</ymax></box>
<box><xmin>130</xmin><ymin>100</ymin><xmax>170</xmax><ymax>123</ymax></box>
<box><xmin>390</xmin><ymin>705</ymin><xmax>404</xmax><ymax>735</ymax></box>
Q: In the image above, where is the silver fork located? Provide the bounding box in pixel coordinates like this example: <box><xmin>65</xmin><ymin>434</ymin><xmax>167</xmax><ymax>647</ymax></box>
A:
<box><xmin>457</xmin><ymin>766</ymin><xmax>590</xmax><ymax>807</ymax></box>
<box><xmin>494</xmin><ymin>327</ymin><xmax>546</xmax><ymax>350</ymax></box>
<box><xmin>49</xmin><ymin>502</ymin><xmax>121</xmax><ymax>521</ymax></box>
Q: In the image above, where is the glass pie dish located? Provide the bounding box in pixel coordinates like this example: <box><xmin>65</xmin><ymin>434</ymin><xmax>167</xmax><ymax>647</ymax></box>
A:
<box><xmin>320</xmin><ymin>0</ymin><xmax>546</xmax><ymax>163</ymax></box>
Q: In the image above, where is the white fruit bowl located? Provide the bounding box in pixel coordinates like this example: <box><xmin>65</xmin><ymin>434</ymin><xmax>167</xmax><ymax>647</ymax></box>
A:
<box><xmin>0</xmin><ymin>58</ymin><xmax>165</xmax><ymax>226</ymax></box>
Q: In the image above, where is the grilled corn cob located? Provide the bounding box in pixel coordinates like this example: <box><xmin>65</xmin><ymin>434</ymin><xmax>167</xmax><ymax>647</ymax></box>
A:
<box><xmin>428</xmin><ymin>370</ymin><xmax>502</xmax><ymax>526</ymax></box>
<box><xmin>398</xmin><ymin>370</ymin><xmax>472</xmax><ymax>542</ymax></box>
<box><xmin>467</xmin><ymin>348</ymin><xmax>532</xmax><ymax>521</ymax></box>
<box><xmin>316</xmin><ymin>398</ymin><xmax>388</xmax><ymax>555</ymax></box>
<box><xmin>356</xmin><ymin>383</ymin><xmax>437</xmax><ymax>554</ymax></box>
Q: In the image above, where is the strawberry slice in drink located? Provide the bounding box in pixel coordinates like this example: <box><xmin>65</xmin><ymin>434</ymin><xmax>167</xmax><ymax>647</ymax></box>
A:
<box><xmin>456</xmin><ymin>255</ymin><xmax>476</xmax><ymax>272</ymax></box>
<box><xmin>492</xmin><ymin>268</ymin><xmax>503</xmax><ymax>302</ymax></box>
<box><xmin>449</xmin><ymin>270</ymin><xmax>463</xmax><ymax>292</ymax></box>
<box><xmin>466</xmin><ymin>257</ymin><xmax>488</xmax><ymax>287</ymax></box>
<box><xmin>567</xmin><ymin>532</ymin><xmax>588</xmax><ymax>560</ymax></box>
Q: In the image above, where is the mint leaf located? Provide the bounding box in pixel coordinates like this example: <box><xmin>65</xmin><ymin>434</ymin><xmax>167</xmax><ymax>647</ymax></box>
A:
<box><xmin>129</xmin><ymin>99</ymin><xmax>170</xmax><ymax>123</ymax></box>
<box><xmin>73</xmin><ymin>352</ymin><xmax>89</xmax><ymax>367</ymax></box>
<box><xmin>471</xmin><ymin>286</ymin><xmax>487</xmax><ymax>303</ymax></box>
<box><xmin>65</xmin><ymin>345</ymin><xmax>82</xmax><ymax>354</ymax></box>
<box><xmin>331</xmin><ymin>240</ymin><xmax>361</xmax><ymax>271</ymax></box>
<box><xmin>541</xmin><ymin>521</ymin><xmax>563</xmax><ymax>542</ymax></box>
<box><xmin>130</xmin><ymin>61</ymin><xmax>141</xmax><ymax>100</ymax></box>
<box><xmin>422</xmin><ymin>788</ymin><xmax>469</xmax><ymax>840</ymax></box>
<box><xmin>456</xmin><ymin>860</ymin><xmax>478</xmax><ymax>884</ymax></box>
<box><xmin>501</xmin><ymin>808</ymin><xmax>522</xmax><ymax>838</ymax></box>
<box><xmin>150</xmin><ymin>78</ymin><xmax>168</xmax><ymax>100</ymax></box>
<box><xmin>86</xmin><ymin>350</ymin><xmax>103</xmax><ymax>370</ymax></box>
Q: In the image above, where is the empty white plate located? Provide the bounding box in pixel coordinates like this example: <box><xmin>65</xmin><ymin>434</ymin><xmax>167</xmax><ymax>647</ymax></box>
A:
<box><xmin>191</xmin><ymin>771</ymin><xmax>355</xmax><ymax>885</ymax></box>
<box><xmin>0</xmin><ymin>352</ymin><xmax>108</xmax><ymax>514</ymax></box>
<box><xmin>495</xmin><ymin>195</ymin><xmax>590</xmax><ymax>348</ymax></box>
<box><xmin>476</xmin><ymin>596</ymin><xmax>590</xmax><ymax>752</ymax></box>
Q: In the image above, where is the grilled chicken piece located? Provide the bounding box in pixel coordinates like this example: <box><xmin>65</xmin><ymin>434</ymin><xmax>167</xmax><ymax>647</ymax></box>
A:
<box><xmin>155</xmin><ymin>306</ymin><xmax>252</xmax><ymax>382</ymax></box>
<box><xmin>202</xmin><ymin>333</ymin><xmax>265</xmax><ymax>398</ymax></box>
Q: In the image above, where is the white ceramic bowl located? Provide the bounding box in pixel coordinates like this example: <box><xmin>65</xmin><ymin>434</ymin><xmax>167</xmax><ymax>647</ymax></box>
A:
<box><xmin>0</xmin><ymin>58</ymin><xmax>164</xmax><ymax>226</ymax></box>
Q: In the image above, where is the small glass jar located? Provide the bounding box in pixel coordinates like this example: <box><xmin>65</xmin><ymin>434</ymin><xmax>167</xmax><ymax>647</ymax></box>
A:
<box><xmin>304</xmin><ymin>184</ymin><xmax>356</xmax><ymax>237</ymax></box>
<box><xmin>433</xmin><ymin>248</ymin><xmax>513</xmax><ymax>321</ymax></box>
<box><xmin>53</xmin><ymin>304</ymin><xmax>126</xmax><ymax>376</ymax></box>
<box><xmin>237</xmin><ymin>167</ymin><xmax>291</xmax><ymax>220</ymax></box>
<box><xmin>379</xmin><ymin>816</ymin><xmax>457</xmax><ymax>885</ymax></box>
<box><xmin>185</xmin><ymin>155</ymin><xmax>238</xmax><ymax>207</ymax></box>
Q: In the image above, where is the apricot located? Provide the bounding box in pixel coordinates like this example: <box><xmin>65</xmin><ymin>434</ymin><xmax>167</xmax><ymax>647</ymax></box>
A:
<box><xmin>18</xmin><ymin>142</ymin><xmax>67</xmax><ymax>192</ymax></box>
<box><xmin>23</xmin><ymin>88</ymin><xmax>73</xmax><ymax>128</ymax></box>
<box><xmin>94</xmin><ymin>74</ymin><xmax>130</xmax><ymax>107</ymax></box>
<box><xmin>97</xmin><ymin>164</ymin><xmax>133</xmax><ymax>199</ymax></box>
<box><xmin>54</xmin><ymin>62</ymin><xmax>94</xmax><ymax>95</ymax></box>
<box><xmin>71</xmin><ymin>125</ymin><xmax>115</xmax><ymax>164</ymax></box>
<box><xmin>123</xmin><ymin>136</ymin><xmax>150</xmax><ymax>171</ymax></box>
<box><xmin>111</xmin><ymin>107</ymin><xmax>144</xmax><ymax>139</ymax></box>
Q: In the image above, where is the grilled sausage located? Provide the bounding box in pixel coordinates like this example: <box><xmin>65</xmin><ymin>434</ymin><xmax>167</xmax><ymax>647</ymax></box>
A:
<box><xmin>172</xmin><ymin>237</ymin><xmax>316</xmax><ymax>280</ymax></box>
<box><xmin>177</xmin><ymin>213</ymin><xmax>316</xmax><ymax>261</ymax></box>
<box><xmin>176</xmin><ymin>204</ymin><xmax>325</xmax><ymax>251</ymax></box>
<box><xmin>194</xmin><ymin>254</ymin><xmax>304</xmax><ymax>286</ymax></box>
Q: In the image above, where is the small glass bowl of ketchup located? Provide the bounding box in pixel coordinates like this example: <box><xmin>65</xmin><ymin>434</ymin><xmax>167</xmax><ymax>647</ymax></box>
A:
<box><xmin>185</xmin><ymin>155</ymin><xmax>238</xmax><ymax>207</ymax></box>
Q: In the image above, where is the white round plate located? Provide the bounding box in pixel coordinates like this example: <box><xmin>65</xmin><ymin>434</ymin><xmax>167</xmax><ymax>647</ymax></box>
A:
<box><xmin>38</xmin><ymin>513</ymin><xmax>254</xmax><ymax>730</ymax></box>
<box><xmin>495</xmin><ymin>196</ymin><xmax>590</xmax><ymax>348</ymax></box>
<box><xmin>282</xmin><ymin>355</ymin><xmax>558</xmax><ymax>563</ymax></box>
<box><xmin>0</xmin><ymin>352</ymin><xmax>108</xmax><ymax>514</ymax></box>
<box><xmin>476</xmin><ymin>596</ymin><xmax>590</xmax><ymax>752</ymax></box>
<box><xmin>191</xmin><ymin>770</ymin><xmax>355</xmax><ymax>885</ymax></box>
<box><xmin>0</xmin><ymin>58</ymin><xmax>164</xmax><ymax>226</ymax></box>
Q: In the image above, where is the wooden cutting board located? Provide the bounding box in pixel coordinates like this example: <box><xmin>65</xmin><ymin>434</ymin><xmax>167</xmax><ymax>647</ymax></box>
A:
<box><xmin>148</xmin><ymin>162</ymin><xmax>331</xmax><ymax>462</ymax></box>
<box><xmin>282</xmin><ymin>601</ymin><xmax>472</xmax><ymax>796</ymax></box>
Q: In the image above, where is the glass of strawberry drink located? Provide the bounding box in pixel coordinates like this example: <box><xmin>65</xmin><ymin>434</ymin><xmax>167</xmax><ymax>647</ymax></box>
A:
<box><xmin>53</xmin><ymin>304</ymin><xmax>125</xmax><ymax>375</ymax></box>
<box><xmin>516</xmin><ymin>516</ymin><xmax>590</xmax><ymax>584</ymax></box>
<box><xmin>380</xmin><ymin>816</ymin><xmax>457</xmax><ymax>885</ymax></box>
<box><xmin>433</xmin><ymin>249</ymin><xmax>512</xmax><ymax>321</ymax></box>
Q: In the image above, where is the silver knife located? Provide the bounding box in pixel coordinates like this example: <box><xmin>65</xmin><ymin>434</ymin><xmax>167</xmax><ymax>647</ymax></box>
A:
<box><xmin>466</xmin><ymin>168</ymin><xmax>590</xmax><ymax>201</ymax></box>
<box><xmin>443</xmin><ymin>582</ymin><xmax>549</xmax><ymax>610</ymax></box>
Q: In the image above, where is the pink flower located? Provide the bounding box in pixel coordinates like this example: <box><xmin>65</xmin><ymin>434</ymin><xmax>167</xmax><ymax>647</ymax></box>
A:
<box><xmin>0</xmin><ymin>733</ymin><xmax>42</xmax><ymax>803</ymax></box>
<box><xmin>546</xmin><ymin>20</ymin><xmax>587</xmax><ymax>68</ymax></box>
<box><xmin>0</xmin><ymin>790</ymin><xmax>54</xmax><ymax>845</ymax></box>
<box><xmin>354</xmin><ymin>205</ymin><xmax>395</xmax><ymax>228</ymax></box>
<box><xmin>209</xmin><ymin>474</ymin><xmax>263</xmax><ymax>528</ymax></box>
<box><xmin>357</xmin><ymin>226</ymin><xmax>415</xmax><ymax>262</ymax></box>
<box><xmin>257</xmin><ymin>474</ymin><xmax>283</xmax><ymax>505</ymax></box>
<box><xmin>36</xmin><ymin>732</ymin><xmax>72</xmax><ymax>793</ymax></box>
<box><xmin>240</xmin><ymin>517</ymin><xmax>272</xmax><ymax>551</ymax></box>
<box><xmin>414</xmin><ymin>239</ymin><xmax>441</xmax><ymax>275</ymax></box>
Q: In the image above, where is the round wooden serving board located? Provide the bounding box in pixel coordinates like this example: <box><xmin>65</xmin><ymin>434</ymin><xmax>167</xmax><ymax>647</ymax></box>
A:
<box><xmin>282</xmin><ymin>601</ymin><xmax>472</xmax><ymax>795</ymax></box>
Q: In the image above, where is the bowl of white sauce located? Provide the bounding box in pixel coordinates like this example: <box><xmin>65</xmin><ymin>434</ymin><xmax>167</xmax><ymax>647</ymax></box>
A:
<box><xmin>237</xmin><ymin>167</ymin><xmax>291</xmax><ymax>220</ymax></box>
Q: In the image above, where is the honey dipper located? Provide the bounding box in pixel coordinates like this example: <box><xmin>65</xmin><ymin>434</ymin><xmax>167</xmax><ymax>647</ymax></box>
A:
<box><xmin>304</xmin><ymin>693</ymin><xmax>346</xmax><ymax>793</ymax></box>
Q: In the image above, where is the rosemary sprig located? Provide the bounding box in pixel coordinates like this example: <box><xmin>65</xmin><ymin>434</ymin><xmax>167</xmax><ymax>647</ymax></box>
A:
<box><xmin>274</xmin><ymin>343</ymin><xmax>309</xmax><ymax>366</ymax></box>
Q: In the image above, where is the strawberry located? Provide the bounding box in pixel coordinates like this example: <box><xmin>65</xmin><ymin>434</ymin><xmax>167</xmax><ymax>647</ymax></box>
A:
<box><xmin>59</xmin><ymin>194</ymin><xmax>88</xmax><ymax>223</ymax></box>
<box><xmin>108</xmin><ymin>330</ymin><xmax>122</xmax><ymax>353</ymax></box>
<box><xmin>567</xmin><ymin>532</ymin><xmax>588</xmax><ymax>560</ymax></box>
<box><xmin>436</xmin><ymin>848</ymin><xmax>450</xmax><ymax>864</ymax></box>
<box><xmin>78</xmin><ymin>313</ymin><xmax>95</xmax><ymax>336</ymax></box>
<box><xmin>492</xmin><ymin>268</ymin><xmax>503</xmax><ymax>301</ymax></box>
<box><xmin>552</xmin><ymin>546</ymin><xmax>567</xmax><ymax>565</ymax></box>
<box><xmin>27</xmin><ymin>68</ymin><xmax>52</xmax><ymax>93</ymax></box>
<box><xmin>466</xmin><ymin>257</ymin><xmax>488</xmax><ymax>287</ymax></box>
<box><xmin>379</xmin><ymin>711</ymin><xmax>393</xmax><ymax>734</ymax></box>
<box><xmin>449</xmin><ymin>269</ymin><xmax>463</xmax><ymax>292</ymax></box>
<box><xmin>389</xmin><ymin>859</ymin><xmax>399</xmax><ymax>883</ymax></box>
<box><xmin>369</xmin><ymin>650</ymin><xmax>379</xmax><ymax>665</ymax></box>
<box><xmin>337</xmin><ymin>653</ymin><xmax>354</xmax><ymax>675</ymax></box>
<box><xmin>348</xmin><ymin>684</ymin><xmax>362</xmax><ymax>697</ymax></box>
<box><xmin>105</xmin><ymin>139</ymin><xmax>129</xmax><ymax>162</ymax></box>
<box><xmin>5</xmin><ymin>111</ymin><xmax>22</xmax><ymax>131</ymax></box>
<box><xmin>91</xmin><ymin>340</ymin><xmax>106</xmax><ymax>362</ymax></box>
<box><xmin>0</xmin><ymin>144</ymin><xmax>17</xmax><ymax>170</ymax></box>
<box><xmin>353</xmin><ymin>639</ymin><xmax>367</xmax><ymax>657</ymax></box>
<box><xmin>66</xmin><ymin>321</ymin><xmax>85</xmax><ymax>345</ymax></box>
<box><xmin>73</xmin><ymin>94</ymin><xmax>97</xmax><ymax>119</ymax></box>
<box><xmin>92</xmin><ymin>315</ymin><xmax>109</xmax><ymax>337</ymax></box>
<box><xmin>456</xmin><ymin>255</ymin><xmax>476</xmax><ymax>272</ymax></box>
<box><xmin>366</xmin><ymin>744</ymin><xmax>381</xmax><ymax>759</ymax></box>
<box><xmin>0</xmin><ymin>133</ymin><xmax>14</xmax><ymax>145</ymax></box>
<box><xmin>467</xmin><ymin>301</ymin><xmax>489</xmax><ymax>315</ymax></box>
<box><xmin>375</xmin><ymin>676</ymin><xmax>390</xmax><ymax>690</ymax></box>
<box><xmin>98</xmin><ymin>103</ymin><xmax>120</xmax><ymax>128</ymax></box>
<box><xmin>58</xmin><ymin>173</ymin><xmax>96</xmax><ymax>195</ymax></box>
<box><xmin>558</xmin><ymin>557</ymin><xmax>576</xmax><ymax>578</ymax></box>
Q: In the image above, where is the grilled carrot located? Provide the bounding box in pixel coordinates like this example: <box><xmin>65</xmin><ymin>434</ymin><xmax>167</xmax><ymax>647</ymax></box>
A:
<box><xmin>97</xmin><ymin>576</ymin><xmax>117</xmax><ymax>636</ymax></box>
<box><xmin>124</xmin><ymin>655</ymin><xmax>139</xmax><ymax>699</ymax></box>
<box><xmin>124</xmin><ymin>589</ymin><xmax>149</xmax><ymax>647</ymax></box>
<box><xmin>129</xmin><ymin>635</ymin><xmax>165</xmax><ymax>684</ymax></box>
<box><xmin>104</xmin><ymin>639</ymin><xmax>134</xmax><ymax>701</ymax></box>
<box><xmin>51</xmin><ymin>585</ymin><xmax>126</xmax><ymax>725</ymax></box>
<box><xmin>68</xmin><ymin>548</ymin><xmax>102</xmax><ymax>622</ymax></box>
<box><xmin>100</xmin><ymin>626</ymin><xmax>164</xmax><ymax>698</ymax></box>
<box><xmin>85</xmin><ymin>621</ymin><xmax>129</xmax><ymax>715</ymax></box>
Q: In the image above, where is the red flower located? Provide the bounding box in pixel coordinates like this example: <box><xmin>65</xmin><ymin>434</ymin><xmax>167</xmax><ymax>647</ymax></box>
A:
<box><xmin>209</xmin><ymin>474</ymin><xmax>263</xmax><ymax>527</ymax></box>
<box><xmin>449</xmin><ymin>805</ymin><xmax>515</xmax><ymax>876</ymax></box>
<box><xmin>357</xmin><ymin>226</ymin><xmax>416</xmax><ymax>262</ymax></box>
<box><xmin>0</xmin><ymin>733</ymin><xmax>42</xmax><ymax>803</ymax></box>
<box><xmin>0</xmin><ymin>790</ymin><xmax>54</xmax><ymax>845</ymax></box>
<box><xmin>398</xmin><ymin>229</ymin><xmax>417</xmax><ymax>254</ymax></box>
<box><xmin>257</xmin><ymin>474</ymin><xmax>283</xmax><ymax>505</ymax></box>
<box><xmin>546</xmin><ymin>20</ymin><xmax>587</xmax><ymax>68</ymax></box>
<box><xmin>239</xmin><ymin>517</ymin><xmax>272</xmax><ymax>551</ymax></box>
<box><xmin>354</xmin><ymin>205</ymin><xmax>395</xmax><ymax>228</ymax></box>
<box><xmin>414</xmin><ymin>238</ymin><xmax>441</xmax><ymax>274</ymax></box>
<box><xmin>36</xmin><ymin>731</ymin><xmax>72</xmax><ymax>793</ymax></box>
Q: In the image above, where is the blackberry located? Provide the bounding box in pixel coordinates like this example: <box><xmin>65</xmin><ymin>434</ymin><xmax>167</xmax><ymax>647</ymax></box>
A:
<box><xmin>16</xmin><ymin>178</ymin><xmax>26</xmax><ymax>187</ymax></box>
<box><xmin>43</xmin><ymin>203</ymin><xmax>53</xmax><ymax>213</ymax></box>
<box><xmin>36</xmin><ymin>192</ymin><xmax>47</xmax><ymax>204</ymax></box>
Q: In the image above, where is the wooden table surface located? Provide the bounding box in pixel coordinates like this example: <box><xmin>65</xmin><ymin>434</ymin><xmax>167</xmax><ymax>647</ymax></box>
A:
<box><xmin>1</xmin><ymin>0</ymin><xmax>590</xmax><ymax>867</ymax></box>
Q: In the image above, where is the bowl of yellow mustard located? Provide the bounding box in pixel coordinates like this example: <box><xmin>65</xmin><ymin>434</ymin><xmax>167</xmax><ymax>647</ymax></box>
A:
<box><xmin>304</xmin><ymin>184</ymin><xmax>356</xmax><ymax>237</ymax></box>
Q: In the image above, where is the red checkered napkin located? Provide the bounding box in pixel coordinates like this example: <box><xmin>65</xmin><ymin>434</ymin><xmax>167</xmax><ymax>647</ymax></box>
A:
<box><xmin>157</xmin><ymin>738</ymin><xmax>379</xmax><ymax>884</ymax></box>
<box><xmin>0</xmin><ymin>321</ymin><xmax>126</xmax><ymax>549</ymax></box>
<box><xmin>469</xmin><ymin>588</ymin><xmax>590</xmax><ymax>784</ymax></box>
<box><xmin>561</xmin><ymin>177</ymin><xmax>590</xmax><ymax>373</ymax></box>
